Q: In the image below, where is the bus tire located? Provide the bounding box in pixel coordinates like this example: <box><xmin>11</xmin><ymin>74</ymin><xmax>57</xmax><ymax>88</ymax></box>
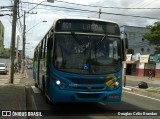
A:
<box><xmin>45</xmin><ymin>96</ymin><xmax>52</xmax><ymax>105</ymax></box>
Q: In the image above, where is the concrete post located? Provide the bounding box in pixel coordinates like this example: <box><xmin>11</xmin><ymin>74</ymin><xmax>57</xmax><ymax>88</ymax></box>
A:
<box><xmin>21</xmin><ymin>11</ymin><xmax>26</xmax><ymax>74</ymax></box>
<box><xmin>9</xmin><ymin>0</ymin><xmax>19</xmax><ymax>83</ymax></box>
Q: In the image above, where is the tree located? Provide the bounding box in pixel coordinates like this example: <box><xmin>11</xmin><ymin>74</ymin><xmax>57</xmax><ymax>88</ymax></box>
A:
<box><xmin>144</xmin><ymin>21</ymin><xmax>160</xmax><ymax>46</ymax></box>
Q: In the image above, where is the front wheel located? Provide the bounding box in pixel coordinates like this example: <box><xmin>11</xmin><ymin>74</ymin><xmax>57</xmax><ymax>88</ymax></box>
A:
<box><xmin>45</xmin><ymin>96</ymin><xmax>52</xmax><ymax>105</ymax></box>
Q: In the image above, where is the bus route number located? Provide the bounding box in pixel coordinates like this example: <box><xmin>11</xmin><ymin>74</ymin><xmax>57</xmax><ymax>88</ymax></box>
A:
<box><xmin>62</xmin><ymin>22</ymin><xmax>72</xmax><ymax>30</ymax></box>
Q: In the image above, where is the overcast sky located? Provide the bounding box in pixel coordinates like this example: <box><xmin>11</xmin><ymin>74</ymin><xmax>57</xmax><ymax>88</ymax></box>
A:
<box><xmin>0</xmin><ymin>0</ymin><xmax>160</xmax><ymax>58</ymax></box>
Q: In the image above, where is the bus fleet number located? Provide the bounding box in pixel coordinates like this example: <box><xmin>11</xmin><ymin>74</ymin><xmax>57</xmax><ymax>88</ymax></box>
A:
<box><xmin>62</xmin><ymin>22</ymin><xmax>72</xmax><ymax>30</ymax></box>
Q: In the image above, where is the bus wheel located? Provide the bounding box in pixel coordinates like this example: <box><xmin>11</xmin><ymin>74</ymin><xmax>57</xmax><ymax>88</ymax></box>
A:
<box><xmin>45</xmin><ymin>96</ymin><xmax>52</xmax><ymax>105</ymax></box>
<box><xmin>35</xmin><ymin>83</ymin><xmax>38</xmax><ymax>88</ymax></box>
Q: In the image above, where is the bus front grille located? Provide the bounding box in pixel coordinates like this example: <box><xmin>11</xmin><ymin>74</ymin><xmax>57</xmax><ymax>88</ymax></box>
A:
<box><xmin>73</xmin><ymin>86</ymin><xmax>104</xmax><ymax>90</ymax></box>
<box><xmin>76</xmin><ymin>93</ymin><xmax>100</xmax><ymax>99</ymax></box>
<box><xmin>68</xmin><ymin>78</ymin><xmax>107</xmax><ymax>84</ymax></box>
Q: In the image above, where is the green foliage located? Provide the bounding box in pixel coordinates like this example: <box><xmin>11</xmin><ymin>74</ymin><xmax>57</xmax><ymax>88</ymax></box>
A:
<box><xmin>144</xmin><ymin>21</ymin><xmax>160</xmax><ymax>46</ymax></box>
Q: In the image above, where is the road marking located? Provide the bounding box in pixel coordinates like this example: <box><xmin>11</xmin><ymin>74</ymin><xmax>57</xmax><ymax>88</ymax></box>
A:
<box><xmin>124</xmin><ymin>90</ymin><xmax>160</xmax><ymax>102</ymax></box>
<box><xmin>31</xmin><ymin>86</ymin><xmax>41</xmax><ymax>93</ymax></box>
<box><xmin>123</xmin><ymin>87</ymin><xmax>132</xmax><ymax>91</ymax></box>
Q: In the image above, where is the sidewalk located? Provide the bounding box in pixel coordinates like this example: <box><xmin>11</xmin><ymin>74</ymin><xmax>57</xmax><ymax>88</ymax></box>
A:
<box><xmin>0</xmin><ymin>84</ymin><xmax>26</xmax><ymax>110</ymax></box>
<box><xmin>0</xmin><ymin>73</ymin><xmax>27</xmax><ymax>118</ymax></box>
<box><xmin>125</xmin><ymin>75</ymin><xmax>160</xmax><ymax>85</ymax></box>
<box><xmin>123</xmin><ymin>75</ymin><xmax>160</xmax><ymax>100</ymax></box>
<box><xmin>0</xmin><ymin>72</ymin><xmax>26</xmax><ymax>85</ymax></box>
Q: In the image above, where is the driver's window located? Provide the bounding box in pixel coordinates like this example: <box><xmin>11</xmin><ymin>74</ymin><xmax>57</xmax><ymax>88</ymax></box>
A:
<box><xmin>108</xmin><ymin>41</ymin><xmax>118</xmax><ymax>59</ymax></box>
<box><xmin>109</xmin><ymin>43</ymin><xmax>113</xmax><ymax>58</ymax></box>
<box><xmin>113</xmin><ymin>41</ymin><xmax>118</xmax><ymax>59</ymax></box>
<box><xmin>55</xmin><ymin>42</ymin><xmax>62</xmax><ymax>68</ymax></box>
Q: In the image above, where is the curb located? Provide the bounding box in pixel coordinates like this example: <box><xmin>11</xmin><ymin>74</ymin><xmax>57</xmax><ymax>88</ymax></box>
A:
<box><xmin>123</xmin><ymin>86</ymin><xmax>160</xmax><ymax>100</ymax></box>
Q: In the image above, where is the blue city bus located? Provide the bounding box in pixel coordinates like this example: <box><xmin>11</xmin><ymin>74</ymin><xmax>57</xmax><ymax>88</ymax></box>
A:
<box><xmin>33</xmin><ymin>17</ymin><xmax>127</xmax><ymax>103</ymax></box>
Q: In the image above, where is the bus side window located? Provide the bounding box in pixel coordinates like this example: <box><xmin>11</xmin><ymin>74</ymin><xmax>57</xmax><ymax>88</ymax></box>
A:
<box><xmin>47</xmin><ymin>37</ymin><xmax>53</xmax><ymax>50</ymax></box>
<box><xmin>34</xmin><ymin>50</ymin><xmax>37</xmax><ymax>61</ymax></box>
<box><xmin>47</xmin><ymin>29</ymin><xmax>54</xmax><ymax>50</ymax></box>
<box><xmin>44</xmin><ymin>37</ymin><xmax>48</xmax><ymax>58</ymax></box>
<box><xmin>39</xmin><ymin>41</ymin><xmax>43</xmax><ymax>59</ymax></box>
<box><xmin>43</xmin><ymin>37</ymin><xmax>47</xmax><ymax>58</ymax></box>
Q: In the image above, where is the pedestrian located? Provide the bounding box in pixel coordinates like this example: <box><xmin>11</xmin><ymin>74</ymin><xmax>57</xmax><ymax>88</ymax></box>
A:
<box><xmin>14</xmin><ymin>62</ymin><xmax>18</xmax><ymax>73</ymax></box>
<box><xmin>148</xmin><ymin>69</ymin><xmax>153</xmax><ymax>80</ymax></box>
<box><xmin>18</xmin><ymin>63</ymin><xmax>21</xmax><ymax>73</ymax></box>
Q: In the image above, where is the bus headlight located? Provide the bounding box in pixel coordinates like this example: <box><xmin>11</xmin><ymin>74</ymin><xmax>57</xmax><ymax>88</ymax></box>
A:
<box><xmin>55</xmin><ymin>80</ymin><xmax>68</xmax><ymax>90</ymax></box>
<box><xmin>56</xmin><ymin>80</ymin><xmax>61</xmax><ymax>85</ymax></box>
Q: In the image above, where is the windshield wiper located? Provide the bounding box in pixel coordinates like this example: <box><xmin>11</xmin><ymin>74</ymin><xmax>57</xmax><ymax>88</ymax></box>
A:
<box><xmin>95</xmin><ymin>34</ymin><xmax>107</xmax><ymax>49</ymax></box>
<box><xmin>71</xmin><ymin>32</ymin><xmax>90</xmax><ymax>55</ymax></box>
<box><xmin>71</xmin><ymin>32</ymin><xmax>83</xmax><ymax>46</ymax></box>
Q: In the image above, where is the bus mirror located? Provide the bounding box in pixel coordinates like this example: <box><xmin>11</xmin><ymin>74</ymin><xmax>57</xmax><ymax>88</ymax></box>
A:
<box><xmin>125</xmin><ymin>38</ymin><xmax>128</xmax><ymax>49</ymax></box>
<box><xmin>47</xmin><ymin>37</ymin><xmax>53</xmax><ymax>50</ymax></box>
<box><xmin>122</xmin><ymin>39</ymin><xmax>125</xmax><ymax>61</ymax></box>
<box><xmin>122</xmin><ymin>38</ymin><xmax>128</xmax><ymax>61</ymax></box>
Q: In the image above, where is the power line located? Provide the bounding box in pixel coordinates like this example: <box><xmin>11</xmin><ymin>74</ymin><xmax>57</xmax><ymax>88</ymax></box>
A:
<box><xmin>55</xmin><ymin>0</ymin><xmax>160</xmax><ymax>10</ymax></box>
<box><xmin>0</xmin><ymin>9</ymin><xmax>12</xmax><ymax>12</ymax></box>
<box><xmin>0</xmin><ymin>6</ymin><xmax>13</xmax><ymax>9</ymax></box>
<box><xmin>123</xmin><ymin>0</ymin><xmax>155</xmax><ymax>20</ymax></box>
<box><xmin>22</xmin><ymin>2</ymin><xmax>160</xmax><ymax>20</ymax></box>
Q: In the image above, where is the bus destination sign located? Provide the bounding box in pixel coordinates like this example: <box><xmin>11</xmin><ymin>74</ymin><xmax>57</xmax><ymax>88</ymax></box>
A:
<box><xmin>55</xmin><ymin>19</ymin><xmax>120</xmax><ymax>35</ymax></box>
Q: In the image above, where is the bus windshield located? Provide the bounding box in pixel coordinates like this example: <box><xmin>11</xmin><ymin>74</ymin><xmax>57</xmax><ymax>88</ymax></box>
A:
<box><xmin>53</xmin><ymin>34</ymin><xmax>122</xmax><ymax>74</ymax></box>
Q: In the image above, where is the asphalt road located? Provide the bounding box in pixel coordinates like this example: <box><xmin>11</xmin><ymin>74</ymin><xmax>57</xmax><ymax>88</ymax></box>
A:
<box><xmin>26</xmin><ymin>69</ymin><xmax>160</xmax><ymax>119</ymax></box>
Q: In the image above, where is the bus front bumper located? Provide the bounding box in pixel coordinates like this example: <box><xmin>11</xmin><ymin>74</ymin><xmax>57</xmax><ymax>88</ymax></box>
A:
<box><xmin>49</xmin><ymin>85</ymin><xmax>122</xmax><ymax>103</ymax></box>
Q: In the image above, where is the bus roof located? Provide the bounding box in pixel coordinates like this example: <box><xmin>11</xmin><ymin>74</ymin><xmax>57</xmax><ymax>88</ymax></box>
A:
<box><xmin>51</xmin><ymin>16</ymin><xmax>118</xmax><ymax>26</ymax></box>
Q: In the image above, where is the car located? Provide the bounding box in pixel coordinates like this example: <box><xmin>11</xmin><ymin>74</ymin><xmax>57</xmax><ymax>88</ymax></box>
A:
<box><xmin>27</xmin><ymin>64</ymin><xmax>32</xmax><ymax>69</ymax></box>
<box><xmin>0</xmin><ymin>63</ymin><xmax>7</xmax><ymax>75</ymax></box>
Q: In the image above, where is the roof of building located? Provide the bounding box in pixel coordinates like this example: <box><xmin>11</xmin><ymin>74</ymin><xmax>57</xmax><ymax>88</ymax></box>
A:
<box><xmin>120</xmin><ymin>25</ymin><xmax>148</xmax><ymax>29</ymax></box>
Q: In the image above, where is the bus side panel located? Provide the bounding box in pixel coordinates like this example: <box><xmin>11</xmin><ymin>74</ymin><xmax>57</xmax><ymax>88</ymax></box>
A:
<box><xmin>33</xmin><ymin>48</ymin><xmax>40</xmax><ymax>86</ymax></box>
<box><xmin>45</xmin><ymin>34</ymin><xmax>54</xmax><ymax>97</ymax></box>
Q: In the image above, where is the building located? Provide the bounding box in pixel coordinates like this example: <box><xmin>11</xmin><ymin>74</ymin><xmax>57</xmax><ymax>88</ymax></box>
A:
<box><xmin>121</xmin><ymin>25</ymin><xmax>160</xmax><ymax>78</ymax></box>
<box><xmin>121</xmin><ymin>25</ymin><xmax>156</xmax><ymax>55</ymax></box>
<box><xmin>0</xmin><ymin>20</ymin><xmax>4</xmax><ymax>55</ymax></box>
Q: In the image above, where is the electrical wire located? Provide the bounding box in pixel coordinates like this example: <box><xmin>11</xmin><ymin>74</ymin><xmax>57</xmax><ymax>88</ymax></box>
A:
<box><xmin>21</xmin><ymin>2</ymin><xmax>160</xmax><ymax>20</ymax></box>
<box><xmin>55</xmin><ymin>0</ymin><xmax>160</xmax><ymax>10</ymax></box>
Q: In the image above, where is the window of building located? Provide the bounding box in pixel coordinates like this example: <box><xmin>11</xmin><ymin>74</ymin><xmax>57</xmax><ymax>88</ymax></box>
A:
<box><xmin>141</xmin><ymin>48</ymin><xmax>144</xmax><ymax>52</ymax></box>
<box><xmin>142</xmin><ymin>38</ymin><xmax>145</xmax><ymax>41</ymax></box>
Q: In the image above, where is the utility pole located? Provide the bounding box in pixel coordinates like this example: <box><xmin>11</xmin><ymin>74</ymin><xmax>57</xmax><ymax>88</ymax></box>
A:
<box><xmin>16</xmin><ymin>35</ymin><xmax>20</xmax><ymax>63</ymax></box>
<box><xmin>99</xmin><ymin>8</ymin><xmax>101</xmax><ymax>19</ymax></box>
<box><xmin>9</xmin><ymin>0</ymin><xmax>19</xmax><ymax>83</ymax></box>
<box><xmin>21</xmin><ymin>11</ymin><xmax>26</xmax><ymax>74</ymax></box>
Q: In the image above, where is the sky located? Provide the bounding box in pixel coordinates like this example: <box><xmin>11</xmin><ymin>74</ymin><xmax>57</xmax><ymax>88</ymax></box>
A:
<box><xmin>0</xmin><ymin>0</ymin><xmax>160</xmax><ymax>58</ymax></box>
